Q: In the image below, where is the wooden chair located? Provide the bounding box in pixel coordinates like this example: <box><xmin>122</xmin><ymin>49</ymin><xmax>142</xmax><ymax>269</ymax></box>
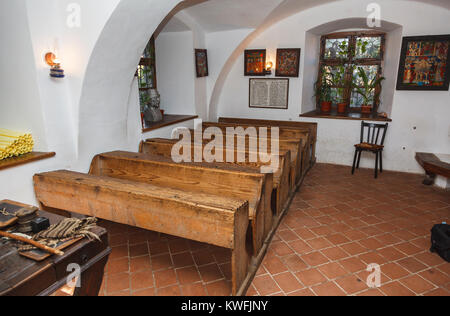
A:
<box><xmin>352</xmin><ymin>121</ymin><xmax>388</xmax><ymax>179</ymax></box>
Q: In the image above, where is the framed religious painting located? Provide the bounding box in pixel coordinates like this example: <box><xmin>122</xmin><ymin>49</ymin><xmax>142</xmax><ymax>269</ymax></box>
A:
<box><xmin>276</xmin><ymin>48</ymin><xmax>301</xmax><ymax>77</ymax></box>
<box><xmin>244</xmin><ymin>49</ymin><xmax>266</xmax><ymax>76</ymax></box>
<box><xmin>195</xmin><ymin>49</ymin><xmax>209</xmax><ymax>77</ymax></box>
<box><xmin>396</xmin><ymin>35</ymin><xmax>450</xmax><ymax>91</ymax></box>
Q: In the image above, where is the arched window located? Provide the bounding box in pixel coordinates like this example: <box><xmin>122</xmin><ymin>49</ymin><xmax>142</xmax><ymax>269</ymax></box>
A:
<box><xmin>137</xmin><ymin>36</ymin><xmax>157</xmax><ymax>113</ymax></box>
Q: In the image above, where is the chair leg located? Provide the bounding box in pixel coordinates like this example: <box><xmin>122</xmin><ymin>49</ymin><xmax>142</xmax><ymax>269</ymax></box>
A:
<box><xmin>379</xmin><ymin>151</ymin><xmax>383</xmax><ymax>173</ymax></box>
<box><xmin>356</xmin><ymin>150</ymin><xmax>362</xmax><ymax>169</ymax></box>
<box><xmin>374</xmin><ymin>151</ymin><xmax>379</xmax><ymax>179</ymax></box>
<box><xmin>352</xmin><ymin>149</ymin><xmax>358</xmax><ymax>174</ymax></box>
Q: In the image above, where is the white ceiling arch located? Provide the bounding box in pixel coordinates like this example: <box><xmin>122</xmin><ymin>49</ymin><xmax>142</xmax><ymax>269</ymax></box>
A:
<box><xmin>77</xmin><ymin>0</ymin><xmax>184</xmax><ymax>169</ymax></box>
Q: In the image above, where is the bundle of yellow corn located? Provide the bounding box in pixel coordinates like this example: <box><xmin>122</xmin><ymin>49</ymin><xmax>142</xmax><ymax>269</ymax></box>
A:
<box><xmin>0</xmin><ymin>129</ymin><xmax>34</xmax><ymax>160</ymax></box>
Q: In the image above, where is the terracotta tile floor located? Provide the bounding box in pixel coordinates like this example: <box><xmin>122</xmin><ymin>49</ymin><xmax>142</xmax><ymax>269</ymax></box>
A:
<box><xmin>98</xmin><ymin>163</ymin><xmax>450</xmax><ymax>296</ymax></box>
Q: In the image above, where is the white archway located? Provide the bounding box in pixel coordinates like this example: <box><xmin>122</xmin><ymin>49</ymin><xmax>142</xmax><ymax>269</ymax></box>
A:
<box><xmin>77</xmin><ymin>0</ymin><xmax>184</xmax><ymax>170</ymax></box>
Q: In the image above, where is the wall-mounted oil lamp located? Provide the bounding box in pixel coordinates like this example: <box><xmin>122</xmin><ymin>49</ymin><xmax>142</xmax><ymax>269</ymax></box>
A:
<box><xmin>45</xmin><ymin>52</ymin><xmax>65</xmax><ymax>78</ymax></box>
<box><xmin>265</xmin><ymin>61</ymin><xmax>273</xmax><ymax>75</ymax></box>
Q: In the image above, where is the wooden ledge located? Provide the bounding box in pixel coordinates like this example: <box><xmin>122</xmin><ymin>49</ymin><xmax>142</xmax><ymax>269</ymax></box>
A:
<box><xmin>300</xmin><ymin>110</ymin><xmax>392</xmax><ymax>122</ymax></box>
<box><xmin>0</xmin><ymin>152</ymin><xmax>56</xmax><ymax>171</ymax></box>
<box><xmin>142</xmin><ymin>114</ymin><xmax>198</xmax><ymax>133</ymax></box>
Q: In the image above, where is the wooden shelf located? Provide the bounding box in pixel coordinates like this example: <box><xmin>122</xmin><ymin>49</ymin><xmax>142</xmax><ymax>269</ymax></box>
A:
<box><xmin>0</xmin><ymin>152</ymin><xmax>56</xmax><ymax>171</ymax></box>
<box><xmin>300</xmin><ymin>109</ymin><xmax>392</xmax><ymax>122</ymax></box>
<box><xmin>142</xmin><ymin>114</ymin><xmax>198</xmax><ymax>133</ymax></box>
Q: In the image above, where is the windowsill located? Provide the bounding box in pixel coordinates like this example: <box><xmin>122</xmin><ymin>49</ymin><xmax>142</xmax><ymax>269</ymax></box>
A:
<box><xmin>0</xmin><ymin>151</ymin><xmax>56</xmax><ymax>171</ymax></box>
<box><xmin>142</xmin><ymin>114</ymin><xmax>198</xmax><ymax>133</ymax></box>
<box><xmin>300</xmin><ymin>109</ymin><xmax>392</xmax><ymax>122</ymax></box>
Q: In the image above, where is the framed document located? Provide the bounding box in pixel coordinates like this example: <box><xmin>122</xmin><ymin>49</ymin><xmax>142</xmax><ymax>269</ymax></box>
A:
<box><xmin>249</xmin><ymin>78</ymin><xmax>289</xmax><ymax>109</ymax></box>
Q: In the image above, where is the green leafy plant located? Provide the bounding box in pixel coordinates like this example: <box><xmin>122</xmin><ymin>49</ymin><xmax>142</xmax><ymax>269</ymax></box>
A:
<box><xmin>314</xmin><ymin>73</ymin><xmax>333</xmax><ymax>104</ymax></box>
<box><xmin>353</xmin><ymin>67</ymin><xmax>385</xmax><ymax>105</ymax></box>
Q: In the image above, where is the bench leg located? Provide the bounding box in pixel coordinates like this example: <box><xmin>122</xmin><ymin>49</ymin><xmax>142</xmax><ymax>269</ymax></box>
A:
<box><xmin>231</xmin><ymin>212</ymin><xmax>251</xmax><ymax>296</ymax></box>
<box><xmin>423</xmin><ymin>172</ymin><xmax>436</xmax><ymax>186</ymax></box>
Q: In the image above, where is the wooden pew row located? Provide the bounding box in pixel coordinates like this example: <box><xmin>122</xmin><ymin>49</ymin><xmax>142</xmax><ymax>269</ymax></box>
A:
<box><xmin>139</xmin><ymin>138</ymin><xmax>291</xmax><ymax>218</ymax></box>
<box><xmin>186</xmin><ymin>127</ymin><xmax>304</xmax><ymax>187</ymax></box>
<box><xmin>218</xmin><ymin>117</ymin><xmax>318</xmax><ymax>170</ymax></box>
<box><xmin>89</xmin><ymin>151</ymin><xmax>273</xmax><ymax>255</ymax></box>
<box><xmin>202</xmin><ymin>122</ymin><xmax>311</xmax><ymax>178</ymax></box>
<box><xmin>33</xmin><ymin>170</ymin><xmax>249</xmax><ymax>295</ymax></box>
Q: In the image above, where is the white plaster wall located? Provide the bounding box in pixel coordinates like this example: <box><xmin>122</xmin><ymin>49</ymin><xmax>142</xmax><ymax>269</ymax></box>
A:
<box><xmin>0</xmin><ymin>0</ymin><xmax>183</xmax><ymax>205</ymax></box>
<box><xmin>0</xmin><ymin>0</ymin><xmax>48</xmax><ymax>151</ymax></box>
<box><xmin>216</xmin><ymin>0</ymin><xmax>450</xmax><ymax>174</ymax></box>
<box><xmin>205</xmin><ymin>29</ymin><xmax>255</xmax><ymax>111</ymax></box>
<box><xmin>156</xmin><ymin>31</ymin><xmax>196</xmax><ymax>115</ymax></box>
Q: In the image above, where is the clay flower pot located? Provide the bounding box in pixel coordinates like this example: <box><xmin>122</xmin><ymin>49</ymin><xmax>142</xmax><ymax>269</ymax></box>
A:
<box><xmin>321</xmin><ymin>101</ymin><xmax>332</xmax><ymax>113</ymax></box>
<box><xmin>361</xmin><ymin>105</ymin><xmax>372</xmax><ymax>114</ymax></box>
<box><xmin>337</xmin><ymin>102</ymin><xmax>347</xmax><ymax>114</ymax></box>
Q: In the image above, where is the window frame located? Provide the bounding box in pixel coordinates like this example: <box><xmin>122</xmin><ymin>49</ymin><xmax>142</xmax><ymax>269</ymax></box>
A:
<box><xmin>136</xmin><ymin>36</ymin><xmax>157</xmax><ymax>90</ymax></box>
<box><xmin>317</xmin><ymin>31</ymin><xmax>386</xmax><ymax>113</ymax></box>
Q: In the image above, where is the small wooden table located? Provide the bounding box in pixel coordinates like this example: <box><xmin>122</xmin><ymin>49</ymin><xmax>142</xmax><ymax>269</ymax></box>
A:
<box><xmin>0</xmin><ymin>200</ymin><xmax>111</xmax><ymax>296</ymax></box>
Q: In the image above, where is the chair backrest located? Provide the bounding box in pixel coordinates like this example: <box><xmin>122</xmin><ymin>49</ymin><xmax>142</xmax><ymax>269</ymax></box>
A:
<box><xmin>360</xmin><ymin>121</ymin><xmax>389</xmax><ymax>146</ymax></box>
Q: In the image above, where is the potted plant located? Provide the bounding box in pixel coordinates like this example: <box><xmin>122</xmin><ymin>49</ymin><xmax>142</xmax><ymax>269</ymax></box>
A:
<box><xmin>330</xmin><ymin>65</ymin><xmax>351</xmax><ymax>114</ymax></box>
<box><xmin>353</xmin><ymin>67</ymin><xmax>385</xmax><ymax>114</ymax></box>
<box><xmin>314</xmin><ymin>75</ymin><xmax>333</xmax><ymax>113</ymax></box>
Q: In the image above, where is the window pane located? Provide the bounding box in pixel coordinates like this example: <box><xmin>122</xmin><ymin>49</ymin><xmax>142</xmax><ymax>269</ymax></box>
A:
<box><xmin>355</xmin><ymin>36</ymin><xmax>381</xmax><ymax>59</ymax></box>
<box><xmin>322</xmin><ymin>65</ymin><xmax>347</xmax><ymax>85</ymax></box>
<box><xmin>138</xmin><ymin>65</ymin><xmax>154</xmax><ymax>89</ymax></box>
<box><xmin>324</xmin><ymin>38</ymin><xmax>349</xmax><ymax>59</ymax></box>
<box><xmin>139</xmin><ymin>90</ymin><xmax>151</xmax><ymax>112</ymax></box>
<box><xmin>143</xmin><ymin>39</ymin><xmax>155</xmax><ymax>60</ymax></box>
<box><xmin>353</xmin><ymin>65</ymin><xmax>378</xmax><ymax>86</ymax></box>
<box><xmin>350</xmin><ymin>89</ymin><xmax>374</xmax><ymax>107</ymax></box>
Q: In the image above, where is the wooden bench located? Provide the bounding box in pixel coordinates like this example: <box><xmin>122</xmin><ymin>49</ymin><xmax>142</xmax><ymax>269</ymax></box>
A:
<box><xmin>191</xmin><ymin>124</ymin><xmax>305</xmax><ymax>186</ymax></box>
<box><xmin>218</xmin><ymin>117</ymin><xmax>318</xmax><ymax>168</ymax></box>
<box><xmin>33</xmin><ymin>170</ymin><xmax>250</xmax><ymax>295</ymax></box>
<box><xmin>415</xmin><ymin>152</ymin><xmax>450</xmax><ymax>185</ymax></box>
<box><xmin>140</xmin><ymin>138</ymin><xmax>291</xmax><ymax>218</ymax></box>
<box><xmin>203</xmin><ymin>121</ymin><xmax>312</xmax><ymax>178</ymax></box>
<box><xmin>174</xmin><ymin>129</ymin><xmax>302</xmax><ymax>190</ymax></box>
<box><xmin>89</xmin><ymin>151</ymin><xmax>273</xmax><ymax>255</ymax></box>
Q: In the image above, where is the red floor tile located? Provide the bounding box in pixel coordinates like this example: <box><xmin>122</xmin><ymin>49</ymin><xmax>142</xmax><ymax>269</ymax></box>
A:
<box><xmin>101</xmin><ymin>164</ymin><xmax>449</xmax><ymax>296</ymax></box>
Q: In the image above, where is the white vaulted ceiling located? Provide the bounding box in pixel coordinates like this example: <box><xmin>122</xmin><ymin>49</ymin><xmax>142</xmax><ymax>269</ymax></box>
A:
<box><xmin>160</xmin><ymin>0</ymin><xmax>449</xmax><ymax>34</ymax></box>
<box><xmin>161</xmin><ymin>0</ymin><xmax>284</xmax><ymax>33</ymax></box>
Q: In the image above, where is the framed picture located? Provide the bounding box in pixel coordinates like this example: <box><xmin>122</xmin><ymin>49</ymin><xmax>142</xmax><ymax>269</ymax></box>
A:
<box><xmin>276</xmin><ymin>48</ymin><xmax>301</xmax><ymax>77</ymax></box>
<box><xmin>245</xmin><ymin>49</ymin><xmax>266</xmax><ymax>76</ymax></box>
<box><xmin>249</xmin><ymin>78</ymin><xmax>289</xmax><ymax>109</ymax></box>
<box><xmin>396</xmin><ymin>35</ymin><xmax>450</xmax><ymax>90</ymax></box>
<box><xmin>195</xmin><ymin>49</ymin><xmax>209</xmax><ymax>78</ymax></box>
